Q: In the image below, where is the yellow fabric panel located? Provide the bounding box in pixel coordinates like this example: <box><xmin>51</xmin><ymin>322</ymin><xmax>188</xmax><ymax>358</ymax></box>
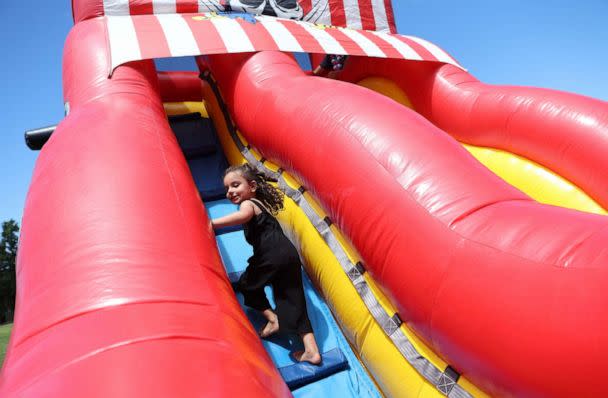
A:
<box><xmin>203</xmin><ymin>79</ymin><xmax>484</xmax><ymax>398</ymax></box>
<box><xmin>464</xmin><ymin>144</ymin><xmax>607</xmax><ymax>215</ymax></box>
<box><xmin>357</xmin><ymin>77</ymin><xmax>413</xmax><ymax>108</ymax></box>
<box><xmin>237</xmin><ymin>130</ymin><xmax>249</xmax><ymax>147</ymax></box>
<box><xmin>163</xmin><ymin>101</ymin><xmax>209</xmax><ymax>117</ymax></box>
<box><xmin>201</xmin><ymin>83</ymin><xmax>244</xmax><ymax>166</ymax></box>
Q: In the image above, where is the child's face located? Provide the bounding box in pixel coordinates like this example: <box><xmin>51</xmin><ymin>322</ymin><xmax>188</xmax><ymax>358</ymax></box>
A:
<box><xmin>223</xmin><ymin>171</ymin><xmax>256</xmax><ymax>205</ymax></box>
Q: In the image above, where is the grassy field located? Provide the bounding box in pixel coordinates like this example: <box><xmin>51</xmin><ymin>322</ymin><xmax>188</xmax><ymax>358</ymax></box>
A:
<box><xmin>0</xmin><ymin>323</ymin><xmax>13</xmax><ymax>367</ymax></box>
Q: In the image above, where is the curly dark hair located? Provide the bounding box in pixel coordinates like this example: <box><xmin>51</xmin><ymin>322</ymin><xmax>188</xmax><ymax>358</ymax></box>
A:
<box><xmin>224</xmin><ymin>163</ymin><xmax>284</xmax><ymax>215</ymax></box>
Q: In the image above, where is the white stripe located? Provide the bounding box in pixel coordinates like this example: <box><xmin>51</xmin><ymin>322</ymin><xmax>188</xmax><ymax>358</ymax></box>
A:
<box><xmin>198</xmin><ymin>0</ymin><xmax>222</xmax><ymax>13</ymax></box>
<box><xmin>291</xmin><ymin>20</ymin><xmax>346</xmax><ymax>55</ymax></box>
<box><xmin>210</xmin><ymin>17</ymin><xmax>255</xmax><ymax>53</ymax></box>
<box><xmin>156</xmin><ymin>14</ymin><xmax>200</xmax><ymax>57</ymax></box>
<box><xmin>403</xmin><ymin>35</ymin><xmax>460</xmax><ymax>66</ymax></box>
<box><xmin>371</xmin><ymin>32</ymin><xmax>422</xmax><ymax>60</ymax></box>
<box><xmin>153</xmin><ymin>0</ymin><xmax>176</xmax><ymax>14</ymax></box>
<box><xmin>343</xmin><ymin>0</ymin><xmax>362</xmax><ymax>30</ymax></box>
<box><xmin>258</xmin><ymin>19</ymin><xmax>303</xmax><ymax>53</ymax></box>
<box><xmin>339</xmin><ymin>28</ymin><xmax>386</xmax><ymax>57</ymax></box>
<box><xmin>106</xmin><ymin>16</ymin><xmax>141</xmax><ymax>72</ymax></box>
<box><xmin>303</xmin><ymin>2</ymin><xmax>332</xmax><ymax>26</ymax></box>
<box><xmin>103</xmin><ymin>0</ymin><xmax>130</xmax><ymax>15</ymax></box>
<box><xmin>371</xmin><ymin>0</ymin><xmax>390</xmax><ymax>33</ymax></box>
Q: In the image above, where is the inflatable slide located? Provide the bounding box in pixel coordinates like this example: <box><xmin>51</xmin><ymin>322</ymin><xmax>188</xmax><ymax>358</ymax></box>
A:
<box><xmin>3</xmin><ymin>1</ymin><xmax>608</xmax><ymax>397</ymax></box>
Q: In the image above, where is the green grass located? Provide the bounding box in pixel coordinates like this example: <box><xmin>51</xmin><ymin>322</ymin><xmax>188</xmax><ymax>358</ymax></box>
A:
<box><xmin>0</xmin><ymin>323</ymin><xmax>13</xmax><ymax>367</ymax></box>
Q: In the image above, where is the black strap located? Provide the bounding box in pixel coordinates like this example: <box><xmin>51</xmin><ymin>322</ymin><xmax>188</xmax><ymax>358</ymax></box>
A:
<box><xmin>250</xmin><ymin>198</ymin><xmax>268</xmax><ymax>214</ymax></box>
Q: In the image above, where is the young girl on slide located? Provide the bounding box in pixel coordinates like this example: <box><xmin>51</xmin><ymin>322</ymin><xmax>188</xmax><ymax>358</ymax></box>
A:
<box><xmin>211</xmin><ymin>163</ymin><xmax>322</xmax><ymax>365</ymax></box>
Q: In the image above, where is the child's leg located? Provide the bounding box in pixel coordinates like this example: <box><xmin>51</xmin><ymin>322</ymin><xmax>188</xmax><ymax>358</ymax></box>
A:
<box><xmin>238</xmin><ymin>264</ymin><xmax>280</xmax><ymax>338</ymax></box>
<box><xmin>272</xmin><ymin>264</ymin><xmax>312</xmax><ymax>335</ymax></box>
<box><xmin>273</xmin><ymin>264</ymin><xmax>321</xmax><ymax>364</ymax></box>
<box><xmin>239</xmin><ymin>286</ymin><xmax>280</xmax><ymax>337</ymax></box>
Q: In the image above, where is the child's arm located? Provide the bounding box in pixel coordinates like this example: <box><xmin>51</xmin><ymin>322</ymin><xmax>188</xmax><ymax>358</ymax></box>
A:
<box><xmin>211</xmin><ymin>200</ymin><xmax>256</xmax><ymax>229</ymax></box>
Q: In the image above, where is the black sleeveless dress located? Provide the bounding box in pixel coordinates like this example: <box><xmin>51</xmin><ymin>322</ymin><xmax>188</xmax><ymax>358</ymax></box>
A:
<box><xmin>237</xmin><ymin>198</ymin><xmax>313</xmax><ymax>335</ymax></box>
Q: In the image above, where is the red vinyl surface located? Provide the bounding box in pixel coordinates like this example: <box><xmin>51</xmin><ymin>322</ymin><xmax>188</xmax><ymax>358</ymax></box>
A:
<box><xmin>158</xmin><ymin>71</ymin><xmax>202</xmax><ymax>102</ymax></box>
<box><xmin>0</xmin><ymin>18</ymin><xmax>290</xmax><ymax>398</ymax></box>
<box><xmin>205</xmin><ymin>51</ymin><xmax>608</xmax><ymax>397</ymax></box>
<box><xmin>339</xmin><ymin>57</ymin><xmax>608</xmax><ymax>210</ymax></box>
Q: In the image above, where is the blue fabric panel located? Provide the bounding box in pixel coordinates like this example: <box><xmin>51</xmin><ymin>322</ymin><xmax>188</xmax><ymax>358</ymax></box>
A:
<box><xmin>214</xmin><ymin>224</ymin><xmax>244</xmax><ymax>236</ymax></box>
<box><xmin>169</xmin><ymin>113</ymin><xmax>218</xmax><ymax>159</ymax></box>
<box><xmin>188</xmin><ymin>155</ymin><xmax>228</xmax><ymax>200</ymax></box>
<box><xmin>168</xmin><ymin>113</ymin><xmax>228</xmax><ymax>200</ymax></box>
<box><xmin>207</xmin><ymin>200</ymin><xmax>251</xmax><ymax>275</ymax></box>
<box><xmin>279</xmin><ymin>348</ymin><xmax>348</xmax><ymax>390</ymax></box>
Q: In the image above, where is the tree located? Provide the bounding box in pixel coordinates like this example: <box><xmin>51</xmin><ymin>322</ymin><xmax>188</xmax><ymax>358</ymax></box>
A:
<box><xmin>0</xmin><ymin>219</ymin><xmax>19</xmax><ymax>324</ymax></box>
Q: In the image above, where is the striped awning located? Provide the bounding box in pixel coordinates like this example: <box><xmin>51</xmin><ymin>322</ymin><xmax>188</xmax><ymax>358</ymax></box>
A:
<box><xmin>93</xmin><ymin>0</ymin><xmax>396</xmax><ymax>32</ymax></box>
<box><xmin>106</xmin><ymin>12</ymin><xmax>463</xmax><ymax>74</ymax></box>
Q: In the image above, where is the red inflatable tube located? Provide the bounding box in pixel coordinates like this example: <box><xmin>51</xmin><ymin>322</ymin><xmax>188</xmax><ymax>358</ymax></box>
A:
<box><xmin>338</xmin><ymin>57</ymin><xmax>608</xmax><ymax>210</ymax></box>
<box><xmin>0</xmin><ymin>18</ymin><xmax>290</xmax><ymax>398</ymax></box>
<box><xmin>71</xmin><ymin>0</ymin><xmax>101</xmax><ymax>22</ymax></box>
<box><xmin>204</xmin><ymin>51</ymin><xmax>608</xmax><ymax>397</ymax></box>
<box><xmin>157</xmin><ymin>71</ymin><xmax>202</xmax><ymax>102</ymax></box>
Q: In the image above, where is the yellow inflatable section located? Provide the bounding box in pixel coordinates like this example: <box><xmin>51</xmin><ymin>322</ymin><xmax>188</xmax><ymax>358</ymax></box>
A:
<box><xmin>164</xmin><ymin>101</ymin><xmax>208</xmax><ymax>117</ymax></box>
<box><xmin>356</xmin><ymin>77</ymin><xmax>607</xmax><ymax>215</ymax></box>
<box><xmin>197</xmin><ymin>79</ymin><xmax>487</xmax><ymax>398</ymax></box>
<box><xmin>463</xmin><ymin>145</ymin><xmax>606</xmax><ymax>215</ymax></box>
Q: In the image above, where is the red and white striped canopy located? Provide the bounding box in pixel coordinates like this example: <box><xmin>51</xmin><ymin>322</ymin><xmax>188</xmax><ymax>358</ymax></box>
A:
<box><xmin>78</xmin><ymin>0</ymin><xmax>396</xmax><ymax>32</ymax></box>
<box><xmin>106</xmin><ymin>13</ymin><xmax>462</xmax><ymax>74</ymax></box>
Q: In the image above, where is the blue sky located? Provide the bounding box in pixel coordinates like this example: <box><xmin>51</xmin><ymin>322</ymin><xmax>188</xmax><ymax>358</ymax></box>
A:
<box><xmin>1</xmin><ymin>1</ymin><xmax>607</xmax><ymax>224</ymax></box>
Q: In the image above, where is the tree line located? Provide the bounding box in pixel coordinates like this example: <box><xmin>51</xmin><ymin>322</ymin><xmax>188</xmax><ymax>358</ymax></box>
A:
<box><xmin>0</xmin><ymin>219</ymin><xmax>19</xmax><ymax>324</ymax></box>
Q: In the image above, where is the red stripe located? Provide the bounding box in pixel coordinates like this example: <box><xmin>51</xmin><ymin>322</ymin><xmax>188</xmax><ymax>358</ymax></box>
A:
<box><xmin>182</xmin><ymin>14</ymin><xmax>227</xmax><ymax>54</ymax></box>
<box><xmin>131</xmin><ymin>15</ymin><xmax>171</xmax><ymax>59</ymax></box>
<box><xmin>357</xmin><ymin>0</ymin><xmax>376</xmax><ymax>31</ymax></box>
<box><xmin>299</xmin><ymin>0</ymin><xmax>312</xmax><ymax>15</ymax></box>
<box><xmin>329</xmin><ymin>0</ymin><xmax>346</xmax><ymax>27</ymax></box>
<box><xmin>324</xmin><ymin>27</ymin><xmax>366</xmax><ymax>56</ymax></box>
<box><xmin>237</xmin><ymin>19</ymin><xmax>279</xmax><ymax>52</ymax></box>
<box><xmin>176</xmin><ymin>0</ymin><xmax>198</xmax><ymax>13</ymax></box>
<box><xmin>278</xmin><ymin>20</ymin><xmax>325</xmax><ymax>53</ymax></box>
<box><xmin>384</xmin><ymin>0</ymin><xmax>396</xmax><ymax>33</ymax></box>
<box><xmin>394</xmin><ymin>36</ymin><xmax>438</xmax><ymax>61</ymax></box>
<box><xmin>357</xmin><ymin>30</ymin><xmax>402</xmax><ymax>58</ymax></box>
<box><xmin>129</xmin><ymin>0</ymin><xmax>153</xmax><ymax>15</ymax></box>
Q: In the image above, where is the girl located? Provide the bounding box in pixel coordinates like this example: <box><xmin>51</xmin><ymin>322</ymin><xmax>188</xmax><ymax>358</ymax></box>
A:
<box><xmin>211</xmin><ymin>163</ymin><xmax>322</xmax><ymax>365</ymax></box>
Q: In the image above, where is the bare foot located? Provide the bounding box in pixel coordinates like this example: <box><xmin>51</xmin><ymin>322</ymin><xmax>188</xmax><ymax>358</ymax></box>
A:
<box><xmin>259</xmin><ymin>319</ymin><xmax>279</xmax><ymax>338</ymax></box>
<box><xmin>259</xmin><ymin>309</ymin><xmax>279</xmax><ymax>338</ymax></box>
<box><xmin>292</xmin><ymin>350</ymin><xmax>322</xmax><ymax>365</ymax></box>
